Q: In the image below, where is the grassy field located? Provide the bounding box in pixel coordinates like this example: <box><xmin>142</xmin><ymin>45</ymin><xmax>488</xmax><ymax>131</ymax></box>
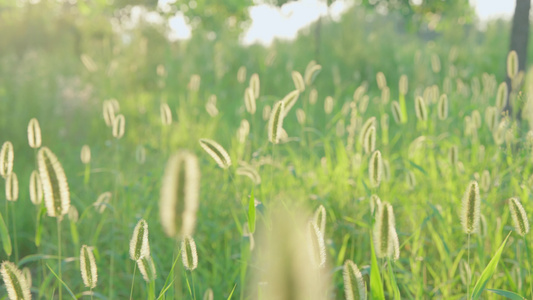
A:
<box><xmin>0</xmin><ymin>3</ymin><xmax>532</xmax><ymax>300</ymax></box>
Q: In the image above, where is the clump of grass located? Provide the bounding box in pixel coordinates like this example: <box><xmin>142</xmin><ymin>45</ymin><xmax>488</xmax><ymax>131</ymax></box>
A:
<box><xmin>160</xmin><ymin>151</ymin><xmax>200</xmax><ymax>238</ymax></box>
<box><xmin>199</xmin><ymin>138</ymin><xmax>232</xmax><ymax>169</ymax></box>
<box><xmin>343</xmin><ymin>260</ymin><xmax>367</xmax><ymax>300</ymax></box>
<box><xmin>80</xmin><ymin>245</ymin><xmax>98</xmax><ymax>289</ymax></box>
<box><xmin>0</xmin><ymin>261</ymin><xmax>31</xmax><ymax>300</ymax></box>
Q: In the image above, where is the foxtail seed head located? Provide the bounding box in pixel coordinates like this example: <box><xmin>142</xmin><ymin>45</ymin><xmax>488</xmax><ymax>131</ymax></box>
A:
<box><xmin>448</xmin><ymin>145</ymin><xmax>458</xmax><ymax>166</ymax></box>
<box><xmin>1</xmin><ymin>261</ymin><xmax>31</xmax><ymax>300</ymax></box>
<box><xmin>199</xmin><ymin>139</ymin><xmax>232</xmax><ymax>169</ymax></box>
<box><xmin>324</xmin><ymin>96</ymin><xmax>334</xmax><ymax>114</ymax></box>
<box><xmin>80</xmin><ymin>145</ymin><xmax>91</xmax><ymax>164</ymax></box>
<box><xmin>461</xmin><ymin>181</ymin><xmax>481</xmax><ymax>234</ymax></box>
<box><xmin>268</xmin><ymin>101</ymin><xmax>286</xmax><ymax>144</ymax></box>
<box><xmin>313</xmin><ymin>205</ymin><xmax>326</xmax><ymax>235</ymax></box>
<box><xmin>27</xmin><ymin>118</ymin><xmax>42</xmax><ymax>149</ymax></box>
<box><xmin>309</xmin><ymin>88</ymin><xmax>318</xmax><ymax>105</ymax></box>
<box><xmin>160</xmin><ymin>102</ymin><xmax>172</xmax><ymax>125</ymax></box>
<box><xmin>244</xmin><ymin>87</ymin><xmax>256</xmax><ymax>115</ymax></box>
<box><xmin>292</xmin><ymin>71</ymin><xmax>305</xmax><ymax>92</ymax></box>
<box><xmin>93</xmin><ymin>192</ymin><xmax>112</xmax><ymax>213</ymax></box>
<box><xmin>391</xmin><ymin>101</ymin><xmax>402</xmax><ymax>124</ymax></box>
<box><xmin>362</xmin><ymin>126</ymin><xmax>376</xmax><ymax>154</ymax></box>
<box><xmin>0</xmin><ymin>141</ymin><xmax>14</xmax><ymax>179</ymax></box>
<box><xmin>507</xmin><ymin>50</ymin><xmax>518</xmax><ymax>79</ymax></box>
<box><xmin>29</xmin><ymin>170</ymin><xmax>43</xmax><ymax>205</ymax></box>
<box><xmin>237</xmin><ymin>66</ymin><xmax>247</xmax><ymax>83</ymax></box>
<box><xmin>112</xmin><ymin>114</ymin><xmax>125</xmax><ymax>139</ymax></box>
<box><xmin>304</xmin><ymin>64</ymin><xmax>322</xmax><ymax>86</ymax></box>
<box><xmin>508</xmin><ymin>197</ymin><xmax>529</xmax><ymax>236</ymax></box>
<box><xmin>137</xmin><ymin>256</ymin><xmax>157</xmax><ymax>282</ymax></box>
<box><xmin>5</xmin><ymin>173</ymin><xmax>18</xmax><ymax>202</ymax></box>
<box><xmin>438</xmin><ymin>94</ymin><xmax>448</xmax><ymax>120</ymax></box>
<box><xmin>480</xmin><ymin>170</ymin><xmax>490</xmax><ymax>192</ymax></box>
<box><xmin>130</xmin><ymin>219</ymin><xmax>150</xmax><ymax>261</ymax></box>
<box><xmin>236</xmin><ymin>166</ymin><xmax>261</xmax><ymax>185</ymax></box>
<box><xmin>160</xmin><ymin>151</ymin><xmax>200</xmax><ymax>238</ymax></box>
<box><xmin>373</xmin><ymin>202</ymin><xmax>399</xmax><ymax>259</ymax></box>
<box><xmin>296</xmin><ymin>109</ymin><xmax>306</xmax><ymax>125</ymax></box>
<box><xmin>307</xmin><ymin>221</ymin><xmax>326</xmax><ymax>268</ymax></box>
<box><xmin>496</xmin><ymin>82</ymin><xmax>508</xmax><ymax>111</ymax></box>
<box><xmin>376</xmin><ymin>72</ymin><xmax>387</xmax><ymax>90</ymax></box>
<box><xmin>80</xmin><ymin>245</ymin><xmax>98</xmax><ymax>289</ymax></box>
<box><xmin>359</xmin><ymin>117</ymin><xmax>376</xmax><ymax>146</ymax></box>
<box><xmin>38</xmin><ymin>147</ymin><xmax>70</xmax><ymax>219</ymax></box>
<box><xmin>281</xmin><ymin>90</ymin><xmax>301</xmax><ymax>117</ymax></box>
<box><xmin>181</xmin><ymin>235</ymin><xmax>198</xmax><ymax>271</ymax></box>
<box><xmin>203</xmin><ymin>288</ymin><xmax>214</xmax><ymax>300</ymax></box>
<box><xmin>343</xmin><ymin>260</ymin><xmax>367</xmax><ymax>300</ymax></box>
<box><xmin>369</xmin><ymin>150</ymin><xmax>382</xmax><ymax>188</ymax></box>
<box><xmin>250</xmin><ymin>73</ymin><xmax>260</xmax><ymax>99</ymax></box>
<box><xmin>415</xmin><ymin>96</ymin><xmax>428</xmax><ymax>121</ymax></box>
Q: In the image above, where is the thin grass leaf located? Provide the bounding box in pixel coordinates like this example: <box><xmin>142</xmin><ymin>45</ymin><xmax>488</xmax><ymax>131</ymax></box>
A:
<box><xmin>226</xmin><ymin>284</ymin><xmax>237</xmax><ymax>300</ymax></box>
<box><xmin>388</xmin><ymin>259</ymin><xmax>401</xmax><ymax>299</ymax></box>
<box><xmin>370</xmin><ymin>236</ymin><xmax>385</xmax><ymax>300</ymax></box>
<box><xmin>487</xmin><ymin>289</ymin><xmax>525</xmax><ymax>300</ymax></box>
<box><xmin>46</xmin><ymin>264</ymin><xmax>77</xmax><ymax>299</ymax></box>
<box><xmin>0</xmin><ymin>211</ymin><xmax>12</xmax><ymax>256</ymax></box>
<box><xmin>471</xmin><ymin>232</ymin><xmax>511</xmax><ymax>300</ymax></box>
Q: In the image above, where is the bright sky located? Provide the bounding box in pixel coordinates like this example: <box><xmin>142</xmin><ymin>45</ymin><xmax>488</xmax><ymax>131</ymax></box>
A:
<box><xmin>161</xmin><ymin>0</ymin><xmax>518</xmax><ymax>45</ymax></box>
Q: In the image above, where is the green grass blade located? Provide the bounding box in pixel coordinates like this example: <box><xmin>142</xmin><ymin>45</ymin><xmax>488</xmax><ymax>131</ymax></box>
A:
<box><xmin>486</xmin><ymin>289</ymin><xmax>525</xmax><ymax>300</ymax></box>
<box><xmin>370</xmin><ymin>237</ymin><xmax>385</xmax><ymax>300</ymax></box>
<box><xmin>388</xmin><ymin>258</ymin><xmax>401</xmax><ymax>300</ymax></box>
<box><xmin>471</xmin><ymin>232</ymin><xmax>511</xmax><ymax>300</ymax></box>
<box><xmin>0</xmin><ymin>211</ymin><xmax>12</xmax><ymax>256</ymax></box>
<box><xmin>248</xmin><ymin>187</ymin><xmax>256</xmax><ymax>233</ymax></box>
<box><xmin>45</xmin><ymin>263</ymin><xmax>77</xmax><ymax>299</ymax></box>
<box><xmin>226</xmin><ymin>283</ymin><xmax>237</xmax><ymax>300</ymax></box>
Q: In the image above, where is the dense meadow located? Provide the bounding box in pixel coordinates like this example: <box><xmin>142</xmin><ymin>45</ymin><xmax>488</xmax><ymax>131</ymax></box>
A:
<box><xmin>0</xmin><ymin>3</ymin><xmax>533</xmax><ymax>300</ymax></box>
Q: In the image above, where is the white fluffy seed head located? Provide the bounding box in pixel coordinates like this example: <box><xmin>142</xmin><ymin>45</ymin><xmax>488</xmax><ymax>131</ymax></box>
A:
<box><xmin>0</xmin><ymin>141</ymin><xmax>14</xmax><ymax>179</ymax></box>
<box><xmin>236</xmin><ymin>166</ymin><xmax>261</xmax><ymax>185</ymax></box>
<box><xmin>307</xmin><ymin>221</ymin><xmax>326</xmax><ymax>268</ymax></box>
<box><xmin>415</xmin><ymin>96</ymin><xmax>428</xmax><ymax>121</ymax></box>
<box><xmin>461</xmin><ymin>181</ymin><xmax>481</xmax><ymax>234</ymax></box>
<box><xmin>343</xmin><ymin>260</ymin><xmax>367</xmax><ymax>300</ymax></box>
<box><xmin>376</xmin><ymin>72</ymin><xmax>387</xmax><ymax>90</ymax></box>
<box><xmin>181</xmin><ymin>235</ymin><xmax>198</xmax><ymax>271</ymax></box>
<box><xmin>130</xmin><ymin>219</ymin><xmax>150</xmax><ymax>261</ymax></box>
<box><xmin>237</xmin><ymin>66</ymin><xmax>247</xmax><ymax>83</ymax></box>
<box><xmin>507</xmin><ymin>50</ymin><xmax>518</xmax><ymax>79</ymax></box>
<box><xmin>38</xmin><ymin>147</ymin><xmax>70</xmax><ymax>219</ymax></box>
<box><xmin>29</xmin><ymin>170</ymin><xmax>43</xmax><ymax>205</ymax></box>
<box><xmin>313</xmin><ymin>205</ymin><xmax>326</xmax><ymax>235</ymax></box>
<box><xmin>160</xmin><ymin>151</ymin><xmax>200</xmax><ymax>238</ymax></box>
<box><xmin>137</xmin><ymin>256</ymin><xmax>157</xmax><ymax>282</ymax></box>
<box><xmin>250</xmin><ymin>73</ymin><xmax>260</xmax><ymax>99</ymax></box>
<box><xmin>508</xmin><ymin>197</ymin><xmax>529</xmax><ymax>236</ymax></box>
<box><xmin>373</xmin><ymin>202</ymin><xmax>399</xmax><ymax>259</ymax></box>
<box><xmin>496</xmin><ymin>82</ymin><xmax>508</xmax><ymax>111</ymax></box>
<box><xmin>160</xmin><ymin>102</ymin><xmax>172</xmax><ymax>126</ymax></box>
<box><xmin>438</xmin><ymin>94</ymin><xmax>448</xmax><ymax>120</ymax></box>
<box><xmin>80</xmin><ymin>145</ymin><xmax>91</xmax><ymax>164</ymax></box>
<box><xmin>5</xmin><ymin>172</ymin><xmax>18</xmax><ymax>202</ymax></box>
<box><xmin>268</xmin><ymin>101</ymin><xmax>286</xmax><ymax>144</ymax></box>
<box><xmin>296</xmin><ymin>109</ymin><xmax>306</xmax><ymax>125</ymax></box>
<box><xmin>112</xmin><ymin>114</ymin><xmax>125</xmax><ymax>139</ymax></box>
<box><xmin>363</xmin><ymin>126</ymin><xmax>376</xmax><ymax>155</ymax></box>
<box><xmin>0</xmin><ymin>261</ymin><xmax>31</xmax><ymax>300</ymax></box>
<box><xmin>244</xmin><ymin>87</ymin><xmax>256</xmax><ymax>115</ymax></box>
<box><xmin>281</xmin><ymin>90</ymin><xmax>300</xmax><ymax>117</ymax></box>
<box><xmin>292</xmin><ymin>71</ymin><xmax>305</xmax><ymax>92</ymax></box>
<box><xmin>391</xmin><ymin>101</ymin><xmax>402</xmax><ymax>124</ymax></box>
<box><xmin>324</xmin><ymin>96</ymin><xmax>334</xmax><ymax>114</ymax></box>
<box><xmin>368</xmin><ymin>150</ymin><xmax>382</xmax><ymax>188</ymax></box>
<box><xmin>93</xmin><ymin>192</ymin><xmax>112</xmax><ymax>214</ymax></box>
<box><xmin>80</xmin><ymin>245</ymin><xmax>98</xmax><ymax>289</ymax></box>
<box><xmin>203</xmin><ymin>288</ymin><xmax>214</xmax><ymax>300</ymax></box>
<box><xmin>304</xmin><ymin>64</ymin><xmax>322</xmax><ymax>86</ymax></box>
<box><xmin>27</xmin><ymin>118</ymin><xmax>42</xmax><ymax>149</ymax></box>
<box><xmin>309</xmin><ymin>88</ymin><xmax>318</xmax><ymax>105</ymax></box>
<box><xmin>199</xmin><ymin>139</ymin><xmax>232</xmax><ymax>169</ymax></box>
<box><xmin>102</xmin><ymin>100</ymin><xmax>115</xmax><ymax>127</ymax></box>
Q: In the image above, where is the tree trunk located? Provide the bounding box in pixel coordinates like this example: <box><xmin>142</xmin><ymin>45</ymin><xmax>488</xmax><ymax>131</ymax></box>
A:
<box><xmin>505</xmin><ymin>0</ymin><xmax>530</xmax><ymax>116</ymax></box>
